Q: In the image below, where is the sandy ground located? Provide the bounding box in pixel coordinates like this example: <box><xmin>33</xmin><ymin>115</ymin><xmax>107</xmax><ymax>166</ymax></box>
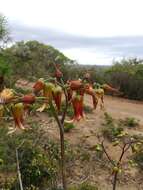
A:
<box><xmin>64</xmin><ymin>95</ymin><xmax>143</xmax><ymax>145</ymax></box>
<box><xmin>103</xmin><ymin>95</ymin><xmax>143</xmax><ymax>123</ymax></box>
<box><xmin>34</xmin><ymin>95</ymin><xmax>143</xmax><ymax>190</ymax></box>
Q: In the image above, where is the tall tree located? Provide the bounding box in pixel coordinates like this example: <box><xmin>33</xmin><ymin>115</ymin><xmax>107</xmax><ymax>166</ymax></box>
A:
<box><xmin>0</xmin><ymin>14</ymin><xmax>11</xmax><ymax>90</ymax></box>
<box><xmin>0</xmin><ymin>14</ymin><xmax>10</xmax><ymax>48</ymax></box>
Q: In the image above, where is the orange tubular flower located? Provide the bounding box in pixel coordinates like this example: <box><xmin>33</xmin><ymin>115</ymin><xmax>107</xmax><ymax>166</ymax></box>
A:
<box><xmin>52</xmin><ymin>86</ymin><xmax>62</xmax><ymax>112</ymax></box>
<box><xmin>72</xmin><ymin>95</ymin><xmax>84</xmax><ymax>121</ymax></box>
<box><xmin>22</xmin><ymin>94</ymin><xmax>36</xmax><ymax>117</ymax></box>
<box><xmin>22</xmin><ymin>94</ymin><xmax>36</xmax><ymax>104</ymax></box>
<box><xmin>43</xmin><ymin>83</ymin><xmax>54</xmax><ymax>100</ymax></box>
<box><xmin>85</xmin><ymin>84</ymin><xmax>98</xmax><ymax>109</ymax></box>
<box><xmin>102</xmin><ymin>84</ymin><xmax>119</xmax><ymax>93</ymax></box>
<box><xmin>33</xmin><ymin>79</ymin><xmax>44</xmax><ymax>93</ymax></box>
<box><xmin>37</xmin><ymin>82</ymin><xmax>54</xmax><ymax>112</ymax></box>
<box><xmin>11</xmin><ymin>103</ymin><xmax>25</xmax><ymax>130</ymax></box>
<box><xmin>68</xmin><ymin>80</ymin><xmax>83</xmax><ymax>91</ymax></box>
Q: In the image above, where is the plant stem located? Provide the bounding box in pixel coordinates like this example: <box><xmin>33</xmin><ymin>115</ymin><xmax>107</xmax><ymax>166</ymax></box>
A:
<box><xmin>59</xmin><ymin>126</ymin><xmax>67</xmax><ymax>190</ymax></box>
<box><xmin>113</xmin><ymin>171</ymin><xmax>118</xmax><ymax>190</ymax></box>
<box><xmin>16</xmin><ymin>149</ymin><xmax>23</xmax><ymax>190</ymax></box>
<box><xmin>49</xmin><ymin>101</ymin><xmax>67</xmax><ymax>190</ymax></box>
<box><xmin>112</xmin><ymin>143</ymin><xmax>130</xmax><ymax>190</ymax></box>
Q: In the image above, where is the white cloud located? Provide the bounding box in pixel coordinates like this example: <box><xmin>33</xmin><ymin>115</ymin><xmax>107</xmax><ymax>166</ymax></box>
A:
<box><xmin>1</xmin><ymin>0</ymin><xmax>143</xmax><ymax>37</ymax></box>
<box><xmin>1</xmin><ymin>0</ymin><xmax>143</xmax><ymax>64</ymax></box>
<box><xmin>63</xmin><ymin>48</ymin><xmax>114</xmax><ymax>65</ymax></box>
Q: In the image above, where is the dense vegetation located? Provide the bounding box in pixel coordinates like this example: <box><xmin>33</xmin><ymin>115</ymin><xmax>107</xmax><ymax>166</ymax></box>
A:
<box><xmin>0</xmin><ymin>40</ymin><xmax>107</xmax><ymax>85</ymax></box>
<box><xmin>1</xmin><ymin>41</ymin><xmax>143</xmax><ymax>100</ymax></box>
<box><xmin>105</xmin><ymin>58</ymin><xmax>143</xmax><ymax>100</ymax></box>
<box><xmin>0</xmin><ymin>40</ymin><xmax>75</xmax><ymax>84</ymax></box>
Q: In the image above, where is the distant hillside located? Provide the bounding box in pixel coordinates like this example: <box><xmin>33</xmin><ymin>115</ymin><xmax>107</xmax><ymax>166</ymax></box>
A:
<box><xmin>0</xmin><ymin>40</ymin><xmax>75</xmax><ymax>84</ymax></box>
<box><xmin>77</xmin><ymin>64</ymin><xmax>111</xmax><ymax>69</ymax></box>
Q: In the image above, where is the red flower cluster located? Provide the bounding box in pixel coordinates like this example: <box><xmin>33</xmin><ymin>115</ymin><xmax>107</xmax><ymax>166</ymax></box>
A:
<box><xmin>33</xmin><ymin>79</ymin><xmax>44</xmax><ymax>93</ymax></box>
<box><xmin>11</xmin><ymin>103</ymin><xmax>25</xmax><ymax>129</ymax></box>
<box><xmin>52</xmin><ymin>86</ymin><xmax>62</xmax><ymax>112</ymax></box>
<box><xmin>72</xmin><ymin>95</ymin><xmax>84</xmax><ymax>121</ymax></box>
<box><xmin>22</xmin><ymin>94</ymin><xmax>36</xmax><ymax>104</ymax></box>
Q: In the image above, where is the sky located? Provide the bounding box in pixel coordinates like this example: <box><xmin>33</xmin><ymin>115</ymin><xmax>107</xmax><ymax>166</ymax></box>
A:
<box><xmin>1</xmin><ymin>0</ymin><xmax>143</xmax><ymax>65</ymax></box>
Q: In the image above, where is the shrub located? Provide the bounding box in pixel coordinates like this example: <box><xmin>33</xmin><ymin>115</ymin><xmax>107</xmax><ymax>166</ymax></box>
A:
<box><xmin>102</xmin><ymin>112</ymin><xmax>124</xmax><ymax>141</ymax></box>
<box><xmin>133</xmin><ymin>150</ymin><xmax>143</xmax><ymax>167</ymax></box>
<box><xmin>119</xmin><ymin>117</ymin><xmax>139</xmax><ymax>128</ymax></box>
<box><xmin>68</xmin><ymin>183</ymin><xmax>98</xmax><ymax>190</ymax></box>
<box><xmin>105</xmin><ymin>58</ymin><xmax>143</xmax><ymax>100</ymax></box>
<box><xmin>102</xmin><ymin>126</ymin><xmax>124</xmax><ymax>142</ymax></box>
<box><xmin>18</xmin><ymin>141</ymin><xmax>58</xmax><ymax>189</ymax></box>
<box><xmin>64</xmin><ymin>123</ymin><xmax>75</xmax><ymax>132</ymax></box>
<box><xmin>0</xmin><ymin>123</ymin><xmax>60</xmax><ymax>189</ymax></box>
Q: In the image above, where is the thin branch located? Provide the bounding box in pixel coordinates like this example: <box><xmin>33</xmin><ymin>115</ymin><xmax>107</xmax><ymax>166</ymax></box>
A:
<box><xmin>15</xmin><ymin>141</ymin><xmax>25</xmax><ymax>190</ymax></box>
<box><xmin>124</xmin><ymin>143</ymin><xmax>132</xmax><ymax>153</ymax></box>
<box><xmin>101</xmin><ymin>141</ymin><xmax>115</xmax><ymax>166</ymax></box>
<box><xmin>60</xmin><ymin>79</ymin><xmax>69</xmax><ymax>124</ymax></box>
<box><xmin>0</xmin><ymin>96</ymin><xmax>47</xmax><ymax>105</ymax></box>
<box><xmin>49</xmin><ymin>100</ymin><xmax>63</xmax><ymax>132</ymax></box>
<box><xmin>118</xmin><ymin>144</ymin><xmax>126</xmax><ymax>164</ymax></box>
<box><xmin>15</xmin><ymin>149</ymin><xmax>23</xmax><ymax>190</ymax></box>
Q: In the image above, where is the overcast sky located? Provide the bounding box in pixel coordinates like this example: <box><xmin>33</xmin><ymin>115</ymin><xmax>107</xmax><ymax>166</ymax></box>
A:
<box><xmin>1</xmin><ymin>0</ymin><xmax>143</xmax><ymax>65</ymax></box>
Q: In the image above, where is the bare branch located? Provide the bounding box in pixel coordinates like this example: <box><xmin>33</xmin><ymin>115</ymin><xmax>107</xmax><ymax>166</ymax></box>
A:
<box><xmin>101</xmin><ymin>141</ymin><xmax>115</xmax><ymax>166</ymax></box>
<box><xmin>15</xmin><ymin>148</ymin><xmax>24</xmax><ymax>190</ymax></box>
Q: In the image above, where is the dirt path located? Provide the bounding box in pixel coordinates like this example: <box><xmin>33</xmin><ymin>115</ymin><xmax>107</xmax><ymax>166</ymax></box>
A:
<box><xmin>39</xmin><ymin>95</ymin><xmax>143</xmax><ymax>145</ymax></box>
<box><xmin>104</xmin><ymin>96</ymin><xmax>143</xmax><ymax>122</ymax></box>
<box><xmin>85</xmin><ymin>95</ymin><xmax>143</xmax><ymax>123</ymax></box>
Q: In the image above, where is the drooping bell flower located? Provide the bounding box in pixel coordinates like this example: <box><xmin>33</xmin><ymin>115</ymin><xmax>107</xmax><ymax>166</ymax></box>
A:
<box><xmin>72</xmin><ymin>94</ymin><xmax>84</xmax><ymax>121</ymax></box>
<box><xmin>33</xmin><ymin>78</ymin><xmax>44</xmax><ymax>94</ymax></box>
<box><xmin>52</xmin><ymin>85</ymin><xmax>62</xmax><ymax>112</ymax></box>
<box><xmin>37</xmin><ymin>82</ymin><xmax>54</xmax><ymax>112</ymax></box>
<box><xmin>68</xmin><ymin>80</ymin><xmax>83</xmax><ymax>91</ymax></box>
<box><xmin>22</xmin><ymin>94</ymin><xmax>36</xmax><ymax>104</ymax></box>
<box><xmin>43</xmin><ymin>82</ymin><xmax>54</xmax><ymax>100</ymax></box>
<box><xmin>84</xmin><ymin>84</ymin><xmax>98</xmax><ymax>109</ymax></box>
<box><xmin>22</xmin><ymin>94</ymin><xmax>35</xmax><ymax>117</ymax></box>
<box><xmin>102</xmin><ymin>84</ymin><xmax>119</xmax><ymax>93</ymax></box>
<box><xmin>11</xmin><ymin>103</ymin><xmax>25</xmax><ymax>130</ymax></box>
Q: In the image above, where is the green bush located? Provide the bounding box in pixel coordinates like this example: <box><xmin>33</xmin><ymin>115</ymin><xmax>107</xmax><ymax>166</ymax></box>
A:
<box><xmin>64</xmin><ymin>123</ymin><xmax>75</xmax><ymax>132</ymax></box>
<box><xmin>18</xmin><ymin>141</ymin><xmax>58</xmax><ymax>189</ymax></box>
<box><xmin>119</xmin><ymin>117</ymin><xmax>139</xmax><ymax>128</ymax></box>
<box><xmin>102</xmin><ymin>112</ymin><xmax>124</xmax><ymax>141</ymax></box>
<box><xmin>132</xmin><ymin>141</ymin><xmax>143</xmax><ymax>169</ymax></box>
<box><xmin>0</xmin><ymin>123</ymin><xmax>60</xmax><ymax>189</ymax></box>
<box><xmin>105</xmin><ymin>58</ymin><xmax>143</xmax><ymax>100</ymax></box>
<box><xmin>68</xmin><ymin>183</ymin><xmax>98</xmax><ymax>190</ymax></box>
<box><xmin>102</xmin><ymin>126</ymin><xmax>124</xmax><ymax>142</ymax></box>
